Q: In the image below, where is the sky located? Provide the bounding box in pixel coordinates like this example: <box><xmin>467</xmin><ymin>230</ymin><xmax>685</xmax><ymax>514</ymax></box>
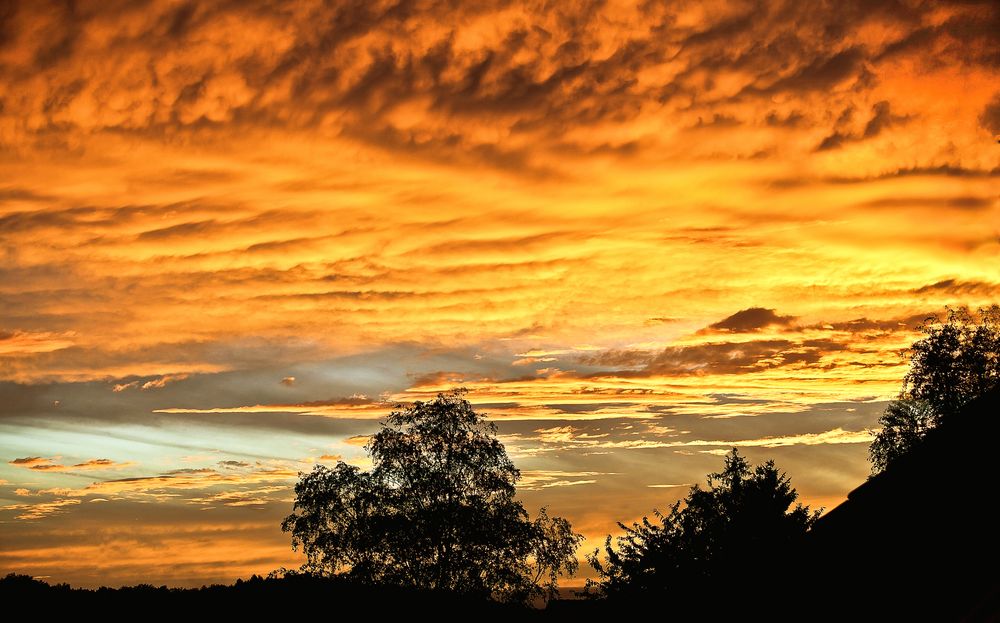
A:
<box><xmin>1</xmin><ymin>0</ymin><xmax>998</xmax><ymax>588</ymax></box>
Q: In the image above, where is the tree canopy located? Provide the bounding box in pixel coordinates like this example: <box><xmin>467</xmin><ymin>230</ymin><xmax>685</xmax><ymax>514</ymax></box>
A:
<box><xmin>587</xmin><ymin>448</ymin><xmax>817</xmax><ymax>599</ymax></box>
<box><xmin>281</xmin><ymin>389</ymin><xmax>582</xmax><ymax>603</ymax></box>
<box><xmin>870</xmin><ymin>305</ymin><xmax>1000</xmax><ymax>472</ymax></box>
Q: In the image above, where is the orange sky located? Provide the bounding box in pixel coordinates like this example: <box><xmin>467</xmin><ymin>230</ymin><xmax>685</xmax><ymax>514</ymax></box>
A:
<box><xmin>1</xmin><ymin>0</ymin><xmax>998</xmax><ymax>588</ymax></box>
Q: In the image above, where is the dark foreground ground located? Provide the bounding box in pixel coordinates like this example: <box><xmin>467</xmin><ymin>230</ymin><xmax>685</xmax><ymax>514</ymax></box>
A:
<box><xmin>1</xmin><ymin>573</ymin><xmax>545</xmax><ymax>618</ymax></box>
<box><xmin>5</xmin><ymin>572</ymin><xmax>999</xmax><ymax>621</ymax></box>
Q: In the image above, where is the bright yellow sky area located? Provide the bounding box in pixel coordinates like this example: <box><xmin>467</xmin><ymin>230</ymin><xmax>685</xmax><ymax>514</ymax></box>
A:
<box><xmin>1</xmin><ymin>0</ymin><xmax>998</xmax><ymax>587</ymax></box>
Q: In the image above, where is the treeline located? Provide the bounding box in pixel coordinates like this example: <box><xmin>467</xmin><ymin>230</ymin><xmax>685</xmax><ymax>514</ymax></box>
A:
<box><xmin>0</xmin><ymin>572</ymin><xmax>541</xmax><ymax>617</ymax></box>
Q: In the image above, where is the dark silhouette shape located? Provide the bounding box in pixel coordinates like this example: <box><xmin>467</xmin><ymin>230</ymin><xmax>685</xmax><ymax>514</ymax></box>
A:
<box><xmin>870</xmin><ymin>305</ymin><xmax>1000</xmax><ymax>472</ymax></box>
<box><xmin>586</xmin><ymin>449</ymin><xmax>817</xmax><ymax>603</ymax></box>
<box><xmin>868</xmin><ymin>398</ymin><xmax>936</xmax><ymax>472</ymax></box>
<box><xmin>809</xmin><ymin>389</ymin><xmax>1000</xmax><ymax>620</ymax></box>
<box><xmin>281</xmin><ymin>389</ymin><xmax>582</xmax><ymax>603</ymax></box>
<box><xmin>0</xmin><ymin>572</ymin><xmax>543</xmax><ymax>618</ymax></box>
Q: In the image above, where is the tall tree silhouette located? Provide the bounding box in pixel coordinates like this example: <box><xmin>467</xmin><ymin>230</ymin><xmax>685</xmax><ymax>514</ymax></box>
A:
<box><xmin>870</xmin><ymin>305</ymin><xmax>1000</xmax><ymax>473</ymax></box>
<box><xmin>282</xmin><ymin>389</ymin><xmax>582</xmax><ymax>603</ymax></box>
<box><xmin>587</xmin><ymin>449</ymin><xmax>817</xmax><ymax>598</ymax></box>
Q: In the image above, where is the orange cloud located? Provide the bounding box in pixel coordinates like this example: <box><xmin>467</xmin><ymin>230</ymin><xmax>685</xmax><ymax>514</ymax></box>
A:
<box><xmin>8</xmin><ymin>457</ymin><xmax>135</xmax><ymax>472</ymax></box>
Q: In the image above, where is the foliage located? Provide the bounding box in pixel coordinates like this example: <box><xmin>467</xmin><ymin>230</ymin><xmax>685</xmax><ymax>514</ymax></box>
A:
<box><xmin>587</xmin><ymin>448</ymin><xmax>818</xmax><ymax>598</ymax></box>
<box><xmin>0</xmin><ymin>573</ymin><xmax>536</xmax><ymax>616</ymax></box>
<box><xmin>868</xmin><ymin>399</ymin><xmax>937</xmax><ymax>473</ymax></box>
<box><xmin>870</xmin><ymin>305</ymin><xmax>1000</xmax><ymax>473</ymax></box>
<box><xmin>282</xmin><ymin>389</ymin><xmax>582</xmax><ymax>603</ymax></box>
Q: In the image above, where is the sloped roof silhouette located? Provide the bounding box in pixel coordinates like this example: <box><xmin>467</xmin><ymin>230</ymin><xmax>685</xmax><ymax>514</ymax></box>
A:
<box><xmin>807</xmin><ymin>389</ymin><xmax>1000</xmax><ymax>620</ymax></box>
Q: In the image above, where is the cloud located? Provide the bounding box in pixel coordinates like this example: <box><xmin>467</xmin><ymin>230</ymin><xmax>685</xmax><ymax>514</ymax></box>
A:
<box><xmin>186</xmin><ymin>485</ymin><xmax>288</xmax><ymax>508</ymax></box>
<box><xmin>2</xmin><ymin>499</ymin><xmax>81</xmax><ymax>521</ymax></box>
<box><xmin>913</xmin><ymin>279</ymin><xmax>1000</xmax><ymax>297</ymax></box>
<box><xmin>70</xmin><ymin>459</ymin><xmax>135</xmax><ymax>470</ymax></box>
<box><xmin>9</xmin><ymin>456</ymin><xmax>48</xmax><ymax>467</ymax></box>
<box><xmin>218</xmin><ymin>460</ymin><xmax>250</xmax><ymax>468</ymax></box>
<box><xmin>1</xmin><ymin>0</ymin><xmax>995</xmax><ymax>170</ymax></box>
<box><xmin>980</xmin><ymin>92</ymin><xmax>1000</xmax><ymax>135</ymax></box>
<box><xmin>8</xmin><ymin>457</ymin><xmax>135</xmax><ymax>472</ymax></box>
<box><xmin>765</xmin><ymin>111</ymin><xmax>806</xmax><ymax>128</ymax></box>
<box><xmin>0</xmin><ymin>331</ymin><xmax>75</xmax><ymax>355</ymax></box>
<box><xmin>35</xmin><ymin>463</ymin><xmax>300</xmax><ymax>501</ymax></box>
<box><xmin>862</xmin><ymin>101</ymin><xmax>910</xmax><ymax>139</ymax></box>
<box><xmin>744</xmin><ymin>47</ymin><xmax>867</xmax><ymax>96</ymax></box>
<box><xmin>113</xmin><ymin>374</ymin><xmax>191</xmax><ymax>392</ymax></box>
<box><xmin>517</xmin><ymin>425</ymin><xmax>873</xmax><ymax>454</ymax></box>
<box><xmin>816</xmin><ymin>100</ymin><xmax>911</xmax><ymax>151</ymax></box>
<box><xmin>857</xmin><ymin>196</ymin><xmax>994</xmax><ymax>211</ymax></box>
<box><xmin>767</xmin><ymin>165</ymin><xmax>1000</xmax><ymax>188</ymax></box>
<box><xmin>519</xmin><ymin>470</ymin><xmax>605</xmax><ymax>491</ymax></box>
<box><xmin>154</xmin><ymin>394</ymin><xmax>386</xmax><ymax>419</ymax></box>
<box><xmin>708</xmin><ymin>307</ymin><xmax>796</xmax><ymax>332</ymax></box>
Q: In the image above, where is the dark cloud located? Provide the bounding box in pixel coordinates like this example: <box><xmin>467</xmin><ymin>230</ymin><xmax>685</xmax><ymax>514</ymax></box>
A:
<box><xmin>543</xmin><ymin>402</ymin><xmax>634</xmax><ymax>415</ymax></box>
<box><xmin>0</xmin><ymin>186</ymin><xmax>55</xmax><ymax>202</ymax></box>
<box><xmin>7</xmin><ymin>456</ymin><xmax>130</xmax><ymax>471</ymax></box>
<box><xmin>577</xmin><ymin>349</ymin><xmax>652</xmax><ymax>368</ymax></box>
<box><xmin>9</xmin><ymin>456</ymin><xmax>44</xmax><ymax>465</ymax></box>
<box><xmin>819</xmin><ymin>314</ymin><xmax>930</xmax><ymax>333</ymax></box>
<box><xmin>816</xmin><ymin>131</ymin><xmax>849</xmax><ymax>151</ymax></box>
<box><xmin>642</xmin><ymin>339</ymin><xmax>818</xmax><ymax>375</ymax></box>
<box><xmin>579</xmin><ymin>338</ymin><xmax>844</xmax><ymax>377</ymax></box>
<box><xmin>408</xmin><ymin>370</ymin><xmax>518</xmax><ymax>388</ymax></box>
<box><xmin>0</xmin><ymin>201</ymin><xmax>241</xmax><ymax>236</ymax></box>
<box><xmin>765</xmin><ymin>110</ymin><xmax>805</xmax><ymax>128</ymax></box>
<box><xmin>836</xmin><ymin>165</ymin><xmax>1000</xmax><ymax>182</ymax></box>
<box><xmin>980</xmin><ymin>92</ymin><xmax>1000</xmax><ymax>135</ymax></box>
<box><xmin>744</xmin><ymin>47</ymin><xmax>866</xmax><ymax>96</ymax></box>
<box><xmin>858</xmin><ymin>195</ymin><xmax>993</xmax><ymax>211</ymax></box>
<box><xmin>766</xmin><ymin>165</ymin><xmax>1000</xmax><ymax>188</ymax></box>
<box><xmin>284</xmin><ymin>396</ymin><xmax>376</xmax><ymax>408</ymax></box>
<box><xmin>862</xmin><ymin>100</ymin><xmax>909</xmax><ymax>138</ymax></box>
<box><xmin>2</xmin><ymin>0</ymin><xmax>996</xmax><ymax>171</ymax></box>
<box><xmin>816</xmin><ymin>100</ymin><xmax>910</xmax><ymax>151</ymax></box>
<box><xmin>71</xmin><ymin>458</ymin><xmax>117</xmax><ymax>468</ymax></box>
<box><xmin>692</xmin><ymin>113</ymin><xmax>741</xmax><ymax>128</ymax></box>
<box><xmin>574</xmin><ymin>309</ymin><xmax>934</xmax><ymax>379</ymax></box>
<box><xmin>218</xmin><ymin>460</ymin><xmax>250</xmax><ymax>468</ymax></box>
<box><xmin>708</xmin><ymin>307</ymin><xmax>796</xmax><ymax>332</ymax></box>
<box><xmin>645</xmin><ymin>316</ymin><xmax>681</xmax><ymax>325</ymax></box>
<box><xmin>914</xmin><ymin>279</ymin><xmax>1000</xmax><ymax>297</ymax></box>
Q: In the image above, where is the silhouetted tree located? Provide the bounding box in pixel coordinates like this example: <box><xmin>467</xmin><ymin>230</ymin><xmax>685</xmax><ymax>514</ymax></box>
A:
<box><xmin>870</xmin><ymin>306</ymin><xmax>999</xmax><ymax>473</ymax></box>
<box><xmin>587</xmin><ymin>448</ymin><xmax>817</xmax><ymax>598</ymax></box>
<box><xmin>868</xmin><ymin>399</ymin><xmax>936</xmax><ymax>473</ymax></box>
<box><xmin>282</xmin><ymin>389</ymin><xmax>582</xmax><ymax>603</ymax></box>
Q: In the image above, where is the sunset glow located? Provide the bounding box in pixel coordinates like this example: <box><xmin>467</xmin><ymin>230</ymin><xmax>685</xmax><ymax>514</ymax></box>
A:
<box><xmin>1</xmin><ymin>0</ymin><xmax>998</xmax><ymax>587</ymax></box>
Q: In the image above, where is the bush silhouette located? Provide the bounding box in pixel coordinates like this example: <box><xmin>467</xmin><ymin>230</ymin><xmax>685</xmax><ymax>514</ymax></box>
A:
<box><xmin>587</xmin><ymin>448</ymin><xmax>817</xmax><ymax>599</ymax></box>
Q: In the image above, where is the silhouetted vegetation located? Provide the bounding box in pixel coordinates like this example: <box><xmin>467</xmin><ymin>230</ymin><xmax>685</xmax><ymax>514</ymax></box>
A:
<box><xmin>282</xmin><ymin>389</ymin><xmax>582</xmax><ymax>604</ymax></box>
<box><xmin>808</xmin><ymin>389</ymin><xmax>1000</xmax><ymax>620</ymax></box>
<box><xmin>870</xmin><ymin>305</ymin><xmax>1000</xmax><ymax>472</ymax></box>
<box><xmin>0</xmin><ymin>572</ymin><xmax>539</xmax><ymax>617</ymax></box>
<box><xmin>586</xmin><ymin>448</ymin><xmax>817</xmax><ymax>600</ymax></box>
